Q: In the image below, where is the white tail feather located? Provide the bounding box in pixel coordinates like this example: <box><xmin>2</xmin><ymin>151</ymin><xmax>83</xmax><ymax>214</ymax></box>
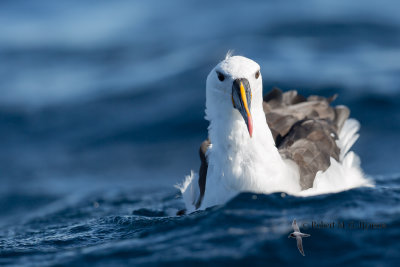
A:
<box><xmin>338</xmin><ymin>119</ymin><xmax>360</xmax><ymax>161</ymax></box>
<box><xmin>175</xmin><ymin>171</ymin><xmax>199</xmax><ymax>213</ymax></box>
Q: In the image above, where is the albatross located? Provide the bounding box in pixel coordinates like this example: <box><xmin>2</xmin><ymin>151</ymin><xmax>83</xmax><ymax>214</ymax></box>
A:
<box><xmin>178</xmin><ymin>54</ymin><xmax>370</xmax><ymax>213</ymax></box>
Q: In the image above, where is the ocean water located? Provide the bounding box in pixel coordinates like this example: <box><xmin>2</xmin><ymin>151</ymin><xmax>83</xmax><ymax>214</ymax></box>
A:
<box><xmin>1</xmin><ymin>0</ymin><xmax>400</xmax><ymax>266</ymax></box>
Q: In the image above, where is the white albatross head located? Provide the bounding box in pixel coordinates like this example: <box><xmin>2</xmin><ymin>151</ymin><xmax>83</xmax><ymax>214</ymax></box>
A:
<box><xmin>205</xmin><ymin>55</ymin><xmax>262</xmax><ymax>138</ymax></box>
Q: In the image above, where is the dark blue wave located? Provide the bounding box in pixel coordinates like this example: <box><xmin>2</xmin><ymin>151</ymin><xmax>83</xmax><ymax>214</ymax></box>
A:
<box><xmin>1</xmin><ymin>177</ymin><xmax>399</xmax><ymax>266</ymax></box>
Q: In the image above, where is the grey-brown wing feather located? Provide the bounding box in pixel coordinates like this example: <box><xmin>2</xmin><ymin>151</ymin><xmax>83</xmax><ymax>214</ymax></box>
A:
<box><xmin>195</xmin><ymin>139</ymin><xmax>210</xmax><ymax>209</ymax></box>
<box><xmin>264</xmin><ymin>88</ymin><xmax>349</xmax><ymax>190</ymax></box>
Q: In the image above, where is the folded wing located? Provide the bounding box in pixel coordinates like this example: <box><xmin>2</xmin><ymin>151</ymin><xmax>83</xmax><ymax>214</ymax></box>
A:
<box><xmin>263</xmin><ymin>88</ymin><xmax>350</xmax><ymax>189</ymax></box>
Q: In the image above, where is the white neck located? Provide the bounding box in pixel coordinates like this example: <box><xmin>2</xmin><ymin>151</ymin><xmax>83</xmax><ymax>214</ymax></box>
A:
<box><xmin>205</xmin><ymin>102</ymin><xmax>287</xmax><ymax>194</ymax></box>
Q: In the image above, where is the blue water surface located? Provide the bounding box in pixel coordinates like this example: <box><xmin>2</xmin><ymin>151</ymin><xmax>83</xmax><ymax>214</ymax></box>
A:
<box><xmin>0</xmin><ymin>0</ymin><xmax>400</xmax><ymax>266</ymax></box>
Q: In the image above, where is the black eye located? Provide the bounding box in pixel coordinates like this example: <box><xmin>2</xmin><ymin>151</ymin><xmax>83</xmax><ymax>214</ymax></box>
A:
<box><xmin>255</xmin><ymin>70</ymin><xmax>260</xmax><ymax>79</ymax></box>
<box><xmin>216</xmin><ymin>71</ymin><xmax>225</xmax><ymax>81</ymax></box>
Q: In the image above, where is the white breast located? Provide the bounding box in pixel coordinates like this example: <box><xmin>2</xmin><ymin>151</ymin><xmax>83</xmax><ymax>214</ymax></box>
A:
<box><xmin>200</xmin><ymin>109</ymin><xmax>301</xmax><ymax>209</ymax></box>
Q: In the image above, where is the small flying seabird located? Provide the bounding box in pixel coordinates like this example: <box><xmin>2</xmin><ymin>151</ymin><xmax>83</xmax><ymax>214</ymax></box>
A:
<box><xmin>178</xmin><ymin>54</ymin><xmax>370</xmax><ymax>214</ymax></box>
<box><xmin>288</xmin><ymin>219</ymin><xmax>310</xmax><ymax>256</ymax></box>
